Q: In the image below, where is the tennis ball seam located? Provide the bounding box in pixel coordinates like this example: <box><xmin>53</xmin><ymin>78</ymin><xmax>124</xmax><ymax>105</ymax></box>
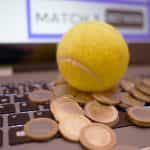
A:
<box><xmin>58</xmin><ymin>56</ymin><xmax>102</xmax><ymax>84</ymax></box>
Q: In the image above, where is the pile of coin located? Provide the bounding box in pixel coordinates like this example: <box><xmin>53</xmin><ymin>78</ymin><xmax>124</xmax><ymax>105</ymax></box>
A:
<box><xmin>24</xmin><ymin>75</ymin><xmax>150</xmax><ymax>149</ymax></box>
<box><xmin>120</xmin><ymin>78</ymin><xmax>150</xmax><ymax>127</ymax></box>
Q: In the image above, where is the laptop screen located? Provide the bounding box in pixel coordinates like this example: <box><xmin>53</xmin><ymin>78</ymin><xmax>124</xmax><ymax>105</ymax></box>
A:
<box><xmin>0</xmin><ymin>0</ymin><xmax>150</xmax><ymax>43</ymax></box>
<box><xmin>0</xmin><ymin>0</ymin><xmax>150</xmax><ymax>68</ymax></box>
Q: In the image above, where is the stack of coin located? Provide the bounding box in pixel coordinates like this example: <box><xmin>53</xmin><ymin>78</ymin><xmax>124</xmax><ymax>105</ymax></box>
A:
<box><xmin>51</xmin><ymin>83</ymin><xmax>79</xmax><ymax>98</ymax></box>
<box><xmin>136</xmin><ymin>82</ymin><xmax>150</xmax><ymax>96</ymax></box>
<box><xmin>24</xmin><ymin>118</ymin><xmax>58</xmax><ymax>141</ymax></box>
<box><xmin>127</xmin><ymin>107</ymin><xmax>150</xmax><ymax>127</ymax></box>
<box><xmin>48</xmin><ymin>74</ymin><xmax>67</xmax><ymax>88</ymax></box>
<box><xmin>28</xmin><ymin>89</ymin><xmax>52</xmax><ymax>104</ymax></box>
<box><xmin>59</xmin><ymin>115</ymin><xmax>91</xmax><ymax>141</ymax></box>
<box><xmin>120</xmin><ymin>78</ymin><xmax>150</xmax><ymax>103</ymax></box>
<box><xmin>92</xmin><ymin>93</ymin><xmax>120</xmax><ymax>105</ymax></box>
<box><xmin>50</xmin><ymin>94</ymin><xmax>117</xmax><ymax>149</ymax></box>
<box><xmin>80</xmin><ymin>123</ymin><xmax>117</xmax><ymax>150</ymax></box>
<box><xmin>114</xmin><ymin>92</ymin><xmax>144</xmax><ymax>109</ymax></box>
<box><xmin>120</xmin><ymin>80</ymin><xmax>135</xmax><ymax>92</ymax></box>
<box><xmin>50</xmin><ymin>95</ymin><xmax>84</xmax><ymax>122</ymax></box>
<box><xmin>74</xmin><ymin>92</ymin><xmax>94</xmax><ymax>104</ymax></box>
<box><xmin>25</xmin><ymin>76</ymin><xmax>150</xmax><ymax>149</ymax></box>
<box><xmin>84</xmin><ymin>101</ymin><xmax>119</xmax><ymax>127</ymax></box>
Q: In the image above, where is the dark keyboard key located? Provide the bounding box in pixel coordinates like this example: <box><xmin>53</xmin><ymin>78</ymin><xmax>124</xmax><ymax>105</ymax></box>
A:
<box><xmin>20</xmin><ymin>102</ymin><xmax>39</xmax><ymax>112</ymax></box>
<box><xmin>9</xmin><ymin>126</ymin><xmax>31</xmax><ymax>145</ymax></box>
<box><xmin>8</xmin><ymin>113</ymin><xmax>30</xmax><ymax>126</ymax></box>
<box><xmin>34</xmin><ymin>110</ymin><xmax>53</xmax><ymax>118</ymax></box>
<box><xmin>0</xmin><ymin>104</ymin><xmax>16</xmax><ymax>114</ymax></box>
<box><xmin>3</xmin><ymin>89</ymin><xmax>10</xmax><ymax>95</ymax></box>
<box><xmin>0</xmin><ymin>116</ymin><xmax>3</xmax><ymax>127</ymax></box>
<box><xmin>0</xmin><ymin>130</ymin><xmax>3</xmax><ymax>147</ymax></box>
<box><xmin>0</xmin><ymin>96</ymin><xmax>10</xmax><ymax>104</ymax></box>
<box><xmin>14</xmin><ymin>95</ymin><xmax>29</xmax><ymax>103</ymax></box>
<box><xmin>42</xmin><ymin>103</ymin><xmax>50</xmax><ymax>110</ymax></box>
<box><xmin>145</xmin><ymin>102</ymin><xmax>150</xmax><ymax>106</ymax></box>
<box><xmin>42</xmin><ymin>83</ymin><xmax>49</xmax><ymax>90</ymax></box>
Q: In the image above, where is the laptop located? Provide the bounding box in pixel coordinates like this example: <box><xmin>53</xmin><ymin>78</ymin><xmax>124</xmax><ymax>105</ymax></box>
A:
<box><xmin>0</xmin><ymin>0</ymin><xmax>150</xmax><ymax>149</ymax></box>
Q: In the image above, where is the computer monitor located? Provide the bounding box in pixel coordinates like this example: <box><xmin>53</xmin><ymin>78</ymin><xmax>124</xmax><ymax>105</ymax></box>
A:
<box><xmin>0</xmin><ymin>0</ymin><xmax>150</xmax><ymax>43</ymax></box>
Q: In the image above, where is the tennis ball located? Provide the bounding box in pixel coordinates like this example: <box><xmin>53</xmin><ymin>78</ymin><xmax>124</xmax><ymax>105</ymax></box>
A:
<box><xmin>57</xmin><ymin>21</ymin><xmax>129</xmax><ymax>92</ymax></box>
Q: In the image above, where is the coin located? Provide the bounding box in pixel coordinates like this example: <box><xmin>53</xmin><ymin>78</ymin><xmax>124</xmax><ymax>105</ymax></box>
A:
<box><xmin>74</xmin><ymin>92</ymin><xmax>94</xmax><ymax>104</ymax></box>
<box><xmin>130</xmin><ymin>88</ymin><xmax>150</xmax><ymax>102</ymax></box>
<box><xmin>51</xmin><ymin>96</ymin><xmax>84</xmax><ymax>122</ymax></box>
<box><xmin>80</xmin><ymin>123</ymin><xmax>117</xmax><ymax>150</ymax></box>
<box><xmin>142</xmin><ymin>78</ymin><xmax>150</xmax><ymax>88</ymax></box>
<box><xmin>127</xmin><ymin>107</ymin><xmax>150</xmax><ymax>127</ymax></box>
<box><xmin>24</xmin><ymin>118</ymin><xmax>58</xmax><ymax>141</ymax></box>
<box><xmin>51</xmin><ymin>84</ymin><xmax>78</xmax><ymax>98</ymax></box>
<box><xmin>49</xmin><ymin>75</ymin><xmax>66</xmax><ymax>87</ymax></box>
<box><xmin>120</xmin><ymin>80</ymin><xmax>135</xmax><ymax>92</ymax></box>
<box><xmin>28</xmin><ymin>89</ymin><xmax>52</xmax><ymax>104</ymax></box>
<box><xmin>84</xmin><ymin>101</ymin><xmax>119</xmax><ymax>127</ymax></box>
<box><xmin>136</xmin><ymin>82</ymin><xmax>150</xmax><ymax>96</ymax></box>
<box><xmin>92</xmin><ymin>93</ymin><xmax>120</xmax><ymax>105</ymax></box>
<box><xmin>115</xmin><ymin>92</ymin><xmax>144</xmax><ymax>108</ymax></box>
<box><xmin>59</xmin><ymin>115</ymin><xmax>91</xmax><ymax>141</ymax></box>
<box><xmin>95</xmin><ymin>87</ymin><xmax>121</xmax><ymax>97</ymax></box>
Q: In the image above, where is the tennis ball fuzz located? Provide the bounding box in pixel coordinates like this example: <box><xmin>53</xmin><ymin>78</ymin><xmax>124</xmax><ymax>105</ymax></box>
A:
<box><xmin>57</xmin><ymin>21</ymin><xmax>129</xmax><ymax>92</ymax></box>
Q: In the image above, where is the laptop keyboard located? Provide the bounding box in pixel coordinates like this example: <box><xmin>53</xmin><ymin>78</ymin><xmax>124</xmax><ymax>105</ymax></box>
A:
<box><xmin>0</xmin><ymin>81</ymin><xmax>52</xmax><ymax>147</ymax></box>
<box><xmin>0</xmin><ymin>78</ymin><xmax>149</xmax><ymax>148</ymax></box>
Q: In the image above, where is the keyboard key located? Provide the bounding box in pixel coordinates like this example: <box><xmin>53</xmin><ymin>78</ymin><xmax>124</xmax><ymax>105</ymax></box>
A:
<box><xmin>0</xmin><ymin>116</ymin><xmax>3</xmax><ymax>127</ymax></box>
<box><xmin>42</xmin><ymin>103</ymin><xmax>50</xmax><ymax>110</ymax></box>
<box><xmin>3</xmin><ymin>89</ymin><xmax>10</xmax><ymax>95</ymax></box>
<box><xmin>9</xmin><ymin>126</ymin><xmax>31</xmax><ymax>145</ymax></box>
<box><xmin>145</xmin><ymin>102</ymin><xmax>150</xmax><ymax>106</ymax></box>
<box><xmin>0</xmin><ymin>96</ymin><xmax>10</xmax><ymax>104</ymax></box>
<box><xmin>14</xmin><ymin>95</ymin><xmax>29</xmax><ymax>103</ymax></box>
<box><xmin>20</xmin><ymin>102</ymin><xmax>39</xmax><ymax>112</ymax></box>
<box><xmin>34</xmin><ymin>110</ymin><xmax>53</xmax><ymax>119</ymax></box>
<box><xmin>0</xmin><ymin>104</ymin><xmax>16</xmax><ymax>114</ymax></box>
<box><xmin>8</xmin><ymin>113</ymin><xmax>30</xmax><ymax>126</ymax></box>
<box><xmin>0</xmin><ymin>130</ymin><xmax>3</xmax><ymax>147</ymax></box>
<box><xmin>42</xmin><ymin>83</ymin><xmax>49</xmax><ymax>90</ymax></box>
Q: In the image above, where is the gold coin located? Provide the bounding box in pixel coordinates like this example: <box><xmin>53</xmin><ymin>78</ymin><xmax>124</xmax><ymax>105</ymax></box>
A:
<box><xmin>80</xmin><ymin>123</ymin><xmax>117</xmax><ymax>150</ymax></box>
<box><xmin>74</xmin><ymin>92</ymin><xmax>94</xmax><ymax>104</ymax></box>
<box><xmin>127</xmin><ymin>107</ymin><xmax>150</xmax><ymax>127</ymax></box>
<box><xmin>84</xmin><ymin>101</ymin><xmax>119</xmax><ymax>127</ymax></box>
<box><xmin>55</xmin><ymin>74</ymin><xmax>66</xmax><ymax>84</ymax></box>
<box><xmin>28</xmin><ymin>89</ymin><xmax>52</xmax><ymax>104</ymax></box>
<box><xmin>136</xmin><ymin>82</ymin><xmax>150</xmax><ymax>96</ymax></box>
<box><xmin>49</xmin><ymin>74</ymin><xmax>66</xmax><ymax>87</ymax></box>
<box><xmin>120</xmin><ymin>80</ymin><xmax>135</xmax><ymax>92</ymax></box>
<box><xmin>130</xmin><ymin>88</ymin><xmax>150</xmax><ymax>102</ymax></box>
<box><xmin>51</xmin><ymin>96</ymin><xmax>84</xmax><ymax>122</ymax></box>
<box><xmin>92</xmin><ymin>93</ymin><xmax>120</xmax><ymax>105</ymax></box>
<box><xmin>59</xmin><ymin>115</ymin><xmax>91</xmax><ymax>142</ymax></box>
<box><xmin>142</xmin><ymin>78</ymin><xmax>150</xmax><ymax>88</ymax></box>
<box><xmin>115</xmin><ymin>92</ymin><xmax>144</xmax><ymax>108</ymax></box>
<box><xmin>95</xmin><ymin>87</ymin><xmax>121</xmax><ymax>97</ymax></box>
<box><xmin>24</xmin><ymin>118</ymin><xmax>58</xmax><ymax>141</ymax></box>
<box><xmin>51</xmin><ymin>84</ymin><xmax>78</xmax><ymax>98</ymax></box>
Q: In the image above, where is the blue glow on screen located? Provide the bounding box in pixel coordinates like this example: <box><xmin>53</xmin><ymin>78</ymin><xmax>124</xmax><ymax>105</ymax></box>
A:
<box><xmin>26</xmin><ymin>0</ymin><xmax>150</xmax><ymax>42</ymax></box>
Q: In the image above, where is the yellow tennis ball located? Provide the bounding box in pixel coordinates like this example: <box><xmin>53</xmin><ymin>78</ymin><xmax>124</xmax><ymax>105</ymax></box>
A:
<box><xmin>57</xmin><ymin>21</ymin><xmax>129</xmax><ymax>92</ymax></box>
